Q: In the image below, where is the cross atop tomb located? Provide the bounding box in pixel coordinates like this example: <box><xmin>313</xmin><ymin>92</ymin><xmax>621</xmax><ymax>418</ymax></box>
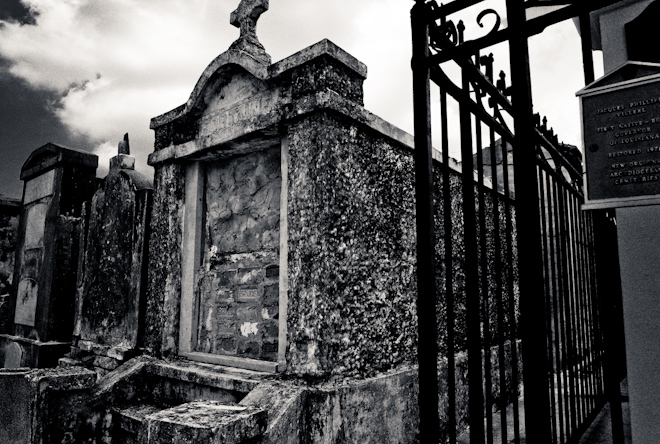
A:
<box><xmin>228</xmin><ymin>0</ymin><xmax>271</xmax><ymax>65</ymax></box>
<box><xmin>231</xmin><ymin>0</ymin><xmax>268</xmax><ymax>39</ymax></box>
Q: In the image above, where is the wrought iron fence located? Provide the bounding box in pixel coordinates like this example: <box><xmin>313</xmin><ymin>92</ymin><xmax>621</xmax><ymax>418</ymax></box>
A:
<box><xmin>411</xmin><ymin>1</ymin><xmax>625</xmax><ymax>443</ymax></box>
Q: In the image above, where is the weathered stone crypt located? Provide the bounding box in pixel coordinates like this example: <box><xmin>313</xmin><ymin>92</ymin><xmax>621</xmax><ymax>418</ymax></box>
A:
<box><xmin>0</xmin><ymin>1</ymin><xmax>429</xmax><ymax>442</ymax></box>
<box><xmin>144</xmin><ymin>2</ymin><xmax>422</xmax><ymax>379</ymax></box>
<box><xmin>0</xmin><ymin>1</ymin><xmax>524</xmax><ymax>442</ymax></box>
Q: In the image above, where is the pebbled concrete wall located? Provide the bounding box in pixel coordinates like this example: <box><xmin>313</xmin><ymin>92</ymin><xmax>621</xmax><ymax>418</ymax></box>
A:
<box><xmin>145</xmin><ymin>162</ymin><xmax>184</xmax><ymax>358</ymax></box>
<box><xmin>285</xmin><ymin>111</ymin><xmax>417</xmax><ymax>378</ymax></box>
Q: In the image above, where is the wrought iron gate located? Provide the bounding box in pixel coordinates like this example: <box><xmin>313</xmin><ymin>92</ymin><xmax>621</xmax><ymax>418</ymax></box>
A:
<box><xmin>410</xmin><ymin>1</ymin><xmax>626</xmax><ymax>443</ymax></box>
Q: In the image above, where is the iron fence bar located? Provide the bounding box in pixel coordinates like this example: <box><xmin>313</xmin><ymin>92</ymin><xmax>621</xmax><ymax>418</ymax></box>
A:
<box><xmin>584</xmin><ymin>210</ymin><xmax>605</xmax><ymax>406</ymax></box>
<box><xmin>483</xmin><ymin>184</ymin><xmax>516</xmax><ymax>206</ymax></box>
<box><xmin>588</xmin><ymin>213</ymin><xmax>603</xmax><ymax>408</ymax></box>
<box><xmin>441</xmin><ymin>85</ymin><xmax>458</xmax><ymax>444</ymax></box>
<box><xmin>553</xmin><ymin>176</ymin><xmax>572</xmax><ymax>442</ymax></box>
<box><xmin>544</xmin><ymin>169</ymin><xmax>566</xmax><ymax>444</ymax></box>
<box><xmin>581</xmin><ymin>209</ymin><xmax>597</xmax><ymax>415</ymax></box>
<box><xmin>460</xmin><ymin>68</ymin><xmax>487</xmax><ymax>444</ymax></box>
<box><xmin>474</xmin><ymin>90</ymin><xmax>495</xmax><ymax>444</ymax></box>
<box><xmin>592</xmin><ymin>211</ymin><xmax>625</xmax><ymax>444</ymax></box>
<box><xmin>430</xmin><ymin>66</ymin><xmax>514</xmax><ymax>139</ymax></box>
<box><xmin>554</xmin><ymin>176</ymin><xmax>576</xmax><ymax>438</ymax></box>
<box><xmin>561</xmin><ymin>180</ymin><xmax>582</xmax><ymax>438</ymax></box>
<box><xmin>427</xmin><ymin>47</ymin><xmax>514</xmax><ymax>114</ymax></box>
<box><xmin>499</xmin><ymin>111</ymin><xmax>521</xmax><ymax>444</ymax></box>
<box><xmin>535</xmin><ymin>135</ymin><xmax>583</xmax><ymax>189</ymax></box>
<box><xmin>411</xmin><ymin>3</ymin><xmax>441</xmax><ymax>443</ymax></box>
<box><xmin>568</xmin><ymin>189</ymin><xmax>588</xmax><ymax>426</ymax></box>
<box><xmin>593</xmin><ymin>218</ymin><xmax>603</xmax><ymax>397</ymax></box>
<box><xmin>536</xmin><ymin>160</ymin><xmax>582</xmax><ymax>200</ymax></box>
<box><xmin>589</xmin><ymin>217</ymin><xmax>604</xmax><ymax>403</ymax></box>
<box><xmin>431</xmin><ymin>0</ymin><xmax>487</xmax><ymax>20</ymax></box>
<box><xmin>578</xmin><ymin>198</ymin><xmax>598</xmax><ymax>416</ymax></box>
<box><xmin>489</xmin><ymin>121</ymin><xmax>509</xmax><ymax>444</ymax></box>
<box><xmin>570</xmin><ymin>193</ymin><xmax>590</xmax><ymax>420</ymax></box>
<box><xmin>431</xmin><ymin>0</ymin><xmax>619</xmax><ymax>22</ymax></box>
<box><xmin>557</xmin><ymin>175</ymin><xmax>571</xmax><ymax>444</ymax></box>
<box><xmin>427</xmin><ymin>0</ymin><xmax>622</xmax><ymax>65</ymax></box>
<box><xmin>587</xmin><ymin>211</ymin><xmax>606</xmax><ymax>399</ymax></box>
<box><xmin>585</xmin><ymin>213</ymin><xmax>601</xmax><ymax>415</ymax></box>
<box><xmin>506</xmin><ymin>0</ymin><xmax>553</xmax><ymax>442</ymax></box>
<box><xmin>538</xmin><ymin>168</ymin><xmax>560</xmax><ymax>444</ymax></box>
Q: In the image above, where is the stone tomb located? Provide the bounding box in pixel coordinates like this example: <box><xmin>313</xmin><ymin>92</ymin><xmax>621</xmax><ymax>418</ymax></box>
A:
<box><xmin>70</xmin><ymin>135</ymin><xmax>153</xmax><ymax>375</ymax></box>
<box><xmin>0</xmin><ymin>143</ymin><xmax>97</xmax><ymax>368</ymax></box>
<box><xmin>146</xmin><ymin>35</ymin><xmax>423</xmax><ymax>377</ymax></box>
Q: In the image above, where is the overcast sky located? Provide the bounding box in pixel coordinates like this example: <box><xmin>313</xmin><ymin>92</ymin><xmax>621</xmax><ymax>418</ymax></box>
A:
<box><xmin>0</xmin><ymin>0</ymin><xmax>603</xmax><ymax>200</ymax></box>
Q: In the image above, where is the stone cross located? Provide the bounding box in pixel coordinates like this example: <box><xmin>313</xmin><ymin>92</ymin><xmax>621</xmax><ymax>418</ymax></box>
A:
<box><xmin>230</xmin><ymin>0</ymin><xmax>268</xmax><ymax>38</ymax></box>
<box><xmin>228</xmin><ymin>0</ymin><xmax>271</xmax><ymax>65</ymax></box>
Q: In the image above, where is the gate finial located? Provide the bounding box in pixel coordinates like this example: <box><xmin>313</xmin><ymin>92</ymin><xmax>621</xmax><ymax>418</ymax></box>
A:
<box><xmin>229</xmin><ymin>0</ymin><xmax>271</xmax><ymax>65</ymax></box>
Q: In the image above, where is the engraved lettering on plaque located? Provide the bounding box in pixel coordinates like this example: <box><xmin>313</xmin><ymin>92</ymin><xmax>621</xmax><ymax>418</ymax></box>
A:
<box><xmin>237</xmin><ymin>287</ymin><xmax>259</xmax><ymax>302</ymax></box>
<box><xmin>582</xmin><ymin>80</ymin><xmax>660</xmax><ymax>202</ymax></box>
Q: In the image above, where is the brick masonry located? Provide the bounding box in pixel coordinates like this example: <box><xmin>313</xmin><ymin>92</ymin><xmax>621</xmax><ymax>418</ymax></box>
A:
<box><xmin>195</xmin><ymin>146</ymin><xmax>281</xmax><ymax>361</ymax></box>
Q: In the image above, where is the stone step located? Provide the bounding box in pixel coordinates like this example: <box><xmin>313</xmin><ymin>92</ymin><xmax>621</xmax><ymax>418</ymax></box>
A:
<box><xmin>113</xmin><ymin>404</ymin><xmax>162</xmax><ymax>436</ymax></box>
<box><xmin>141</xmin><ymin>402</ymin><xmax>266</xmax><ymax>444</ymax></box>
<box><xmin>112</xmin><ymin>402</ymin><xmax>267</xmax><ymax>443</ymax></box>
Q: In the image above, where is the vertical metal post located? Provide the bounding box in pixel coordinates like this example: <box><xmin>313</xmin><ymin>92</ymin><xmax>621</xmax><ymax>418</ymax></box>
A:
<box><xmin>579</xmin><ymin>9</ymin><xmax>595</xmax><ymax>86</ymax></box>
<box><xmin>459</xmin><ymin>70</ymin><xmax>486</xmax><ymax>444</ymax></box>
<box><xmin>502</xmin><ymin>138</ymin><xmax>522</xmax><ymax>444</ymax></box>
<box><xmin>411</xmin><ymin>1</ymin><xmax>440</xmax><ymax>442</ymax></box>
<box><xmin>539</xmin><ymin>168</ymin><xmax>560</xmax><ymax>444</ymax></box>
<box><xmin>593</xmin><ymin>211</ymin><xmax>625</xmax><ymax>444</ymax></box>
<box><xmin>442</xmin><ymin>87</ymin><xmax>458</xmax><ymax>444</ymax></box>
<box><xmin>505</xmin><ymin>0</ymin><xmax>553</xmax><ymax>442</ymax></box>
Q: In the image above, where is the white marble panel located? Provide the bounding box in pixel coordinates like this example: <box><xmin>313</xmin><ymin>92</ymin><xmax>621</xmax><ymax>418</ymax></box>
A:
<box><xmin>23</xmin><ymin>169</ymin><xmax>55</xmax><ymax>204</ymax></box>
<box><xmin>14</xmin><ymin>278</ymin><xmax>38</xmax><ymax>327</ymax></box>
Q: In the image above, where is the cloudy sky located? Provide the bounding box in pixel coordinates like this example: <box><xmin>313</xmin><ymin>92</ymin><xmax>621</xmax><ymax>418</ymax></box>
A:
<box><xmin>0</xmin><ymin>0</ymin><xmax>603</xmax><ymax>200</ymax></box>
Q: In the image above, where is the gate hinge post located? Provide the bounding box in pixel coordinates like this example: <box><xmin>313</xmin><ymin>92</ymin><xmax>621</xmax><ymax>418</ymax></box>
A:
<box><xmin>411</xmin><ymin>0</ymin><xmax>441</xmax><ymax>442</ymax></box>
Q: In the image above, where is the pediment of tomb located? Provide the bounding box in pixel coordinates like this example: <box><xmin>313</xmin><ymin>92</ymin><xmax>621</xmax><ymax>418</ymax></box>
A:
<box><xmin>21</xmin><ymin>143</ymin><xmax>98</xmax><ymax>181</ymax></box>
<box><xmin>148</xmin><ymin>49</ymin><xmax>281</xmax><ymax>163</ymax></box>
<box><xmin>148</xmin><ymin>39</ymin><xmax>369</xmax><ymax>166</ymax></box>
<box><xmin>578</xmin><ymin>61</ymin><xmax>660</xmax><ymax>95</ymax></box>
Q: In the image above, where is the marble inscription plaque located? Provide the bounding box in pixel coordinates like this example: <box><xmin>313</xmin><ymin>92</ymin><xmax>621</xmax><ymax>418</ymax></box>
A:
<box><xmin>24</xmin><ymin>203</ymin><xmax>48</xmax><ymax>249</ymax></box>
<box><xmin>237</xmin><ymin>288</ymin><xmax>259</xmax><ymax>302</ymax></box>
<box><xmin>23</xmin><ymin>169</ymin><xmax>54</xmax><ymax>204</ymax></box>
<box><xmin>14</xmin><ymin>278</ymin><xmax>38</xmax><ymax>326</ymax></box>
<box><xmin>582</xmin><ymin>79</ymin><xmax>660</xmax><ymax>202</ymax></box>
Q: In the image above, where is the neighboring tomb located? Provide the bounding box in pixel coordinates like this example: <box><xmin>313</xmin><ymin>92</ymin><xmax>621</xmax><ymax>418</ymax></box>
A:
<box><xmin>0</xmin><ymin>195</ymin><xmax>20</xmax><ymax>334</ymax></box>
<box><xmin>68</xmin><ymin>134</ymin><xmax>153</xmax><ymax>376</ymax></box>
<box><xmin>0</xmin><ymin>143</ymin><xmax>97</xmax><ymax>368</ymax></box>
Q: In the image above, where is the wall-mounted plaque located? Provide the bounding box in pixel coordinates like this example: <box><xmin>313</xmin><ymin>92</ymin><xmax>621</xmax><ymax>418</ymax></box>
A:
<box><xmin>579</xmin><ymin>65</ymin><xmax>660</xmax><ymax>209</ymax></box>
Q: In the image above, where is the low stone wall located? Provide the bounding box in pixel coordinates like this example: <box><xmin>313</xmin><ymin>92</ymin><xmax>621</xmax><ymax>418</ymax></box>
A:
<box><xmin>242</xmin><ymin>365</ymin><xmax>420</xmax><ymax>444</ymax></box>
<box><xmin>7</xmin><ymin>345</ymin><xmax>523</xmax><ymax>443</ymax></box>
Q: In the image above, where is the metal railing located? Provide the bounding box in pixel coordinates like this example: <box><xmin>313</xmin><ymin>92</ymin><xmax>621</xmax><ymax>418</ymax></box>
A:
<box><xmin>411</xmin><ymin>1</ymin><xmax>625</xmax><ymax>443</ymax></box>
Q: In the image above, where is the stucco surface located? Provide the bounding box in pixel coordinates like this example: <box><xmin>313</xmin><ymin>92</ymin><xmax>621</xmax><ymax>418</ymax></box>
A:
<box><xmin>285</xmin><ymin>111</ymin><xmax>418</xmax><ymax>378</ymax></box>
<box><xmin>145</xmin><ymin>163</ymin><xmax>184</xmax><ymax>358</ymax></box>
